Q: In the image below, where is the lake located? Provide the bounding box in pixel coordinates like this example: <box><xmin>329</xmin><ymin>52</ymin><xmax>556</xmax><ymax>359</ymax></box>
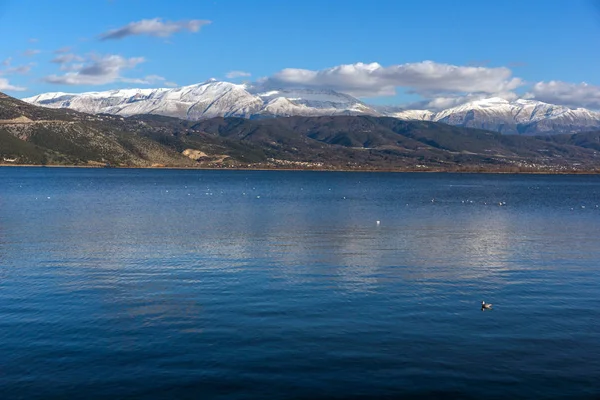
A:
<box><xmin>1</xmin><ymin>167</ymin><xmax>600</xmax><ymax>399</ymax></box>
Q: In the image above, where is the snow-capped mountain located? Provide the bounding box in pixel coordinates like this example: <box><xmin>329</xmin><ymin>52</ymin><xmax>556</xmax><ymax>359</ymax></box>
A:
<box><xmin>429</xmin><ymin>97</ymin><xmax>600</xmax><ymax>135</ymax></box>
<box><xmin>252</xmin><ymin>87</ymin><xmax>376</xmax><ymax>117</ymax></box>
<box><xmin>24</xmin><ymin>80</ymin><xmax>378</xmax><ymax>121</ymax></box>
<box><xmin>25</xmin><ymin>81</ymin><xmax>263</xmax><ymax>120</ymax></box>
<box><xmin>23</xmin><ymin>81</ymin><xmax>600</xmax><ymax>135</ymax></box>
<box><xmin>380</xmin><ymin>97</ymin><xmax>600</xmax><ymax>134</ymax></box>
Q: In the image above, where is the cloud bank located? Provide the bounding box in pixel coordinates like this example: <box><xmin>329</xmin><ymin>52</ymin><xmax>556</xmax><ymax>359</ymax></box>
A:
<box><xmin>28</xmin><ymin>43</ymin><xmax>600</xmax><ymax>111</ymax></box>
<box><xmin>263</xmin><ymin>61</ymin><xmax>523</xmax><ymax>99</ymax></box>
<box><xmin>528</xmin><ymin>81</ymin><xmax>600</xmax><ymax>110</ymax></box>
<box><xmin>257</xmin><ymin>61</ymin><xmax>600</xmax><ymax>110</ymax></box>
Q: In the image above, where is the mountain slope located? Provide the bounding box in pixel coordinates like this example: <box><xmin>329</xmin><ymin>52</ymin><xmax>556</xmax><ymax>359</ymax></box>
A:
<box><xmin>0</xmin><ymin>92</ymin><xmax>197</xmax><ymax>166</ymax></box>
<box><xmin>5</xmin><ymin>91</ymin><xmax>600</xmax><ymax>172</ymax></box>
<box><xmin>132</xmin><ymin>114</ymin><xmax>600</xmax><ymax>171</ymax></box>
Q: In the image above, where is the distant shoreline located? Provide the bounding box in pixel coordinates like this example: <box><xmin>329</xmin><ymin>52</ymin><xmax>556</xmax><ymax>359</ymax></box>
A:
<box><xmin>1</xmin><ymin>163</ymin><xmax>599</xmax><ymax>175</ymax></box>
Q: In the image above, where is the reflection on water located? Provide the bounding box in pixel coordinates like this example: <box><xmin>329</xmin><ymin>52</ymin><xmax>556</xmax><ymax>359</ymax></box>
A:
<box><xmin>1</xmin><ymin>168</ymin><xmax>600</xmax><ymax>399</ymax></box>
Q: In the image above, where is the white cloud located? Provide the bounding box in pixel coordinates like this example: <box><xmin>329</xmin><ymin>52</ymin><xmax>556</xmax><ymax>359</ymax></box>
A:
<box><xmin>263</xmin><ymin>61</ymin><xmax>523</xmax><ymax>98</ymax></box>
<box><xmin>22</xmin><ymin>49</ymin><xmax>41</xmax><ymax>57</ymax></box>
<box><xmin>1</xmin><ymin>64</ymin><xmax>33</xmax><ymax>75</ymax></box>
<box><xmin>528</xmin><ymin>81</ymin><xmax>600</xmax><ymax>110</ymax></box>
<box><xmin>0</xmin><ymin>60</ymin><xmax>33</xmax><ymax>77</ymax></box>
<box><xmin>44</xmin><ymin>54</ymin><xmax>173</xmax><ymax>87</ymax></box>
<box><xmin>99</xmin><ymin>18</ymin><xmax>211</xmax><ymax>40</ymax></box>
<box><xmin>0</xmin><ymin>78</ymin><xmax>26</xmax><ymax>91</ymax></box>
<box><xmin>54</xmin><ymin>46</ymin><xmax>73</xmax><ymax>54</ymax></box>
<box><xmin>51</xmin><ymin>53</ymin><xmax>84</xmax><ymax>65</ymax></box>
<box><xmin>44</xmin><ymin>54</ymin><xmax>145</xmax><ymax>85</ymax></box>
<box><xmin>226</xmin><ymin>70</ymin><xmax>251</xmax><ymax>79</ymax></box>
<box><xmin>418</xmin><ymin>92</ymin><xmax>519</xmax><ymax>110</ymax></box>
<box><xmin>121</xmin><ymin>74</ymin><xmax>176</xmax><ymax>86</ymax></box>
<box><xmin>59</xmin><ymin>63</ymin><xmax>85</xmax><ymax>72</ymax></box>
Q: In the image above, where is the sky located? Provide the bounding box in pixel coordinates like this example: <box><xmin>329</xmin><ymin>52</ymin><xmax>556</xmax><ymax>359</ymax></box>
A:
<box><xmin>1</xmin><ymin>0</ymin><xmax>600</xmax><ymax>110</ymax></box>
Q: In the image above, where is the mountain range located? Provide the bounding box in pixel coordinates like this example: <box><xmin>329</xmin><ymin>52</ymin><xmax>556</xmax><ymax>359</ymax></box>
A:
<box><xmin>3</xmin><ymin>90</ymin><xmax>600</xmax><ymax>172</ymax></box>
<box><xmin>24</xmin><ymin>80</ymin><xmax>600</xmax><ymax>135</ymax></box>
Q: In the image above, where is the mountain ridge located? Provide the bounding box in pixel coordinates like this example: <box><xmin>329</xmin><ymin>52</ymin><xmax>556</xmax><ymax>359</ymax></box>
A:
<box><xmin>3</xmin><ymin>90</ymin><xmax>600</xmax><ymax>173</ymax></box>
<box><xmin>23</xmin><ymin>81</ymin><xmax>600</xmax><ymax>135</ymax></box>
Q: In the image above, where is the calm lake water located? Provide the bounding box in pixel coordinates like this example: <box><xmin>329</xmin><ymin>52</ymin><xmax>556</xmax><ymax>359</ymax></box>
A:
<box><xmin>1</xmin><ymin>167</ymin><xmax>600</xmax><ymax>399</ymax></box>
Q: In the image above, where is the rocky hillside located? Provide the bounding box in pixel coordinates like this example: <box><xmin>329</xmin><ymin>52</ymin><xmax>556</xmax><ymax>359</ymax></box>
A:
<box><xmin>0</xmin><ymin>92</ymin><xmax>196</xmax><ymax>167</ymax></box>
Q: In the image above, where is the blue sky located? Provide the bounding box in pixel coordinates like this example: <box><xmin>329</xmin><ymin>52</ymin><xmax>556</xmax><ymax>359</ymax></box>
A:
<box><xmin>1</xmin><ymin>0</ymin><xmax>600</xmax><ymax>109</ymax></box>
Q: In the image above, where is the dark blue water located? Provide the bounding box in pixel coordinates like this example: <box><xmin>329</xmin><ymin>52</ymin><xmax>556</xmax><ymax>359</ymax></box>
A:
<box><xmin>1</xmin><ymin>168</ymin><xmax>600</xmax><ymax>399</ymax></box>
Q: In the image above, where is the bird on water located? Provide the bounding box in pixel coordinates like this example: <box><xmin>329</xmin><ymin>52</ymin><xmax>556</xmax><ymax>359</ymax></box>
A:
<box><xmin>481</xmin><ymin>301</ymin><xmax>493</xmax><ymax>310</ymax></box>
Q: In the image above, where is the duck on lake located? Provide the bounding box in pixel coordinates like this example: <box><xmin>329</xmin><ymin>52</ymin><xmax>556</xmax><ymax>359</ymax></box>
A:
<box><xmin>481</xmin><ymin>301</ymin><xmax>493</xmax><ymax>310</ymax></box>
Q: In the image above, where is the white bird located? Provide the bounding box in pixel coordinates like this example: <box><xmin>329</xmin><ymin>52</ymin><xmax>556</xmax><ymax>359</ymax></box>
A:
<box><xmin>481</xmin><ymin>301</ymin><xmax>493</xmax><ymax>310</ymax></box>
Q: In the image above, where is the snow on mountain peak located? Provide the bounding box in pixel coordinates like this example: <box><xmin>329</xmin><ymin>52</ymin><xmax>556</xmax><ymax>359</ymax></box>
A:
<box><xmin>23</xmin><ymin>81</ymin><xmax>376</xmax><ymax>120</ymax></box>
<box><xmin>22</xmin><ymin>82</ymin><xmax>600</xmax><ymax>135</ymax></box>
<box><xmin>256</xmin><ymin>90</ymin><xmax>280</xmax><ymax>98</ymax></box>
<box><xmin>430</xmin><ymin>96</ymin><xmax>600</xmax><ymax>134</ymax></box>
<box><xmin>470</xmin><ymin>97</ymin><xmax>510</xmax><ymax>106</ymax></box>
